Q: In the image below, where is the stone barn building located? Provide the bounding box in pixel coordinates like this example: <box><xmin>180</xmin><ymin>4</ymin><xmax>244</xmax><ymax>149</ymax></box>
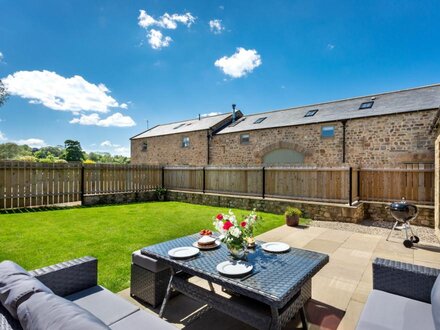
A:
<box><xmin>131</xmin><ymin>84</ymin><xmax>440</xmax><ymax>168</ymax></box>
<box><xmin>130</xmin><ymin>112</ymin><xmax>241</xmax><ymax>166</ymax></box>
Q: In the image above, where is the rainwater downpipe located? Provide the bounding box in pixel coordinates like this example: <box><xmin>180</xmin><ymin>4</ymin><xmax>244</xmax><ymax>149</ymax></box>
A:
<box><xmin>341</xmin><ymin>120</ymin><xmax>347</xmax><ymax>163</ymax></box>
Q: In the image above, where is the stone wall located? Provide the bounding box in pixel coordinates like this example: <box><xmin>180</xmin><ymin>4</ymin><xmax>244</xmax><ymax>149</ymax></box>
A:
<box><xmin>81</xmin><ymin>190</ymin><xmax>435</xmax><ymax>228</ymax></box>
<box><xmin>365</xmin><ymin>202</ymin><xmax>434</xmax><ymax>227</ymax></box>
<box><xmin>131</xmin><ymin>130</ymin><xmax>209</xmax><ymax>166</ymax></box>
<box><xmin>209</xmin><ymin>110</ymin><xmax>437</xmax><ymax>167</ymax></box>
<box><xmin>82</xmin><ymin>191</ymin><xmax>157</xmax><ymax>206</ymax></box>
<box><xmin>210</xmin><ymin>121</ymin><xmax>344</xmax><ymax>166</ymax></box>
<box><xmin>345</xmin><ymin>110</ymin><xmax>437</xmax><ymax>167</ymax></box>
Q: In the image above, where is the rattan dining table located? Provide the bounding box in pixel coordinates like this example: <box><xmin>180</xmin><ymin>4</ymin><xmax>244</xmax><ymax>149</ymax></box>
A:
<box><xmin>142</xmin><ymin>234</ymin><xmax>329</xmax><ymax>330</ymax></box>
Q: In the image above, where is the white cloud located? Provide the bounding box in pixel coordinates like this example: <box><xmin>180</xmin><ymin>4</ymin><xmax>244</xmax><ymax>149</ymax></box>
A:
<box><xmin>214</xmin><ymin>47</ymin><xmax>262</xmax><ymax>78</ymax></box>
<box><xmin>14</xmin><ymin>138</ymin><xmax>46</xmax><ymax>148</ymax></box>
<box><xmin>138</xmin><ymin>10</ymin><xmax>195</xmax><ymax>50</ymax></box>
<box><xmin>147</xmin><ymin>29</ymin><xmax>172</xmax><ymax>50</ymax></box>
<box><xmin>120</xmin><ymin>103</ymin><xmax>128</xmax><ymax>109</ymax></box>
<box><xmin>201</xmin><ymin>112</ymin><xmax>222</xmax><ymax>117</ymax></box>
<box><xmin>97</xmin><ymin>140</ymin><xmax>129</xmax><ymax>156</ymax></box>
<box><xmin>138</xmin><ymin>10</ymin><xmax>195</xmax><ymax>30</ymax></box>
<box><xmin>2</xmin><ymin>70</ymin><xmax>126</xmax><ymax>113</ymax></box>
<box><xmin>0</xmin><ymin>131</ymin><xmax>7</xmax><ymax>141</ymax></box>
<box><xmin>327</xmin><ymin>43</ymin><xmax>335</xmax><ymax>50</ymax></box>
<box><xmin>209</xmin><ymin>19</ymin><xmax>224</xmax><ymax>34</ymax></box>
<box><xmin>100</xmin><ymin>140</ymin><xmax>114</xmax><ymax>147</ymax></box>
<box><xmin>70</xmin><ymin>112</ymin><xmax>136</xmax><ymax>127</ymax></box>
<box><xmin>0</xmin><ymin>52</ymin><xmax>3</xmax><ymax>62</ymax></box>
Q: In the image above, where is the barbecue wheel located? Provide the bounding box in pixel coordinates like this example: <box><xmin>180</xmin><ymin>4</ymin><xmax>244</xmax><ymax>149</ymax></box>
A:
<box><xmin>403</xmin><ymin>239</ymin><xmax>413</xmax><ymax>248</ymax></box>
<box><xmin>410</xmin><ymin>236</ymin><xmax>420</xmax><ymax>243</ymax></box>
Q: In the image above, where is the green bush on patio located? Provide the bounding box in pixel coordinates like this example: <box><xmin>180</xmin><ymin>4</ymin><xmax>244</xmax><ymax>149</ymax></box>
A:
<box><xmin>0</xmin><ymin>202</ymin><xmax>305</xmax><ymax>293</ymax></box>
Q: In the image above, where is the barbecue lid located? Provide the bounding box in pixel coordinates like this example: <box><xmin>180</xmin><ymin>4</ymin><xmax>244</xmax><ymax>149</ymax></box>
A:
<box><xmin>389</xmin><ymin>197</ymin><xmax>412</xmax><ymax>211</ymax></box>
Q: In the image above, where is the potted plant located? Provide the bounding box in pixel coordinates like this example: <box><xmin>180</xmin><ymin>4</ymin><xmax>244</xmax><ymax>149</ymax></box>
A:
<box><xmin>284</xmin><ymin>207</ymin><xmax>302</xmax><ymax>227</ymax></box>
<box><xmin>154</xmin><ymin>187</ymin><xmax>167</xmax><ymax>201</ymax></box>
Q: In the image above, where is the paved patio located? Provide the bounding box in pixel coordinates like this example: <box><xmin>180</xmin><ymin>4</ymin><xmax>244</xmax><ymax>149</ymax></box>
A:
<box><xmin>119</xmin><ymin>225</ymin><xmax>440</xmax><ymax>330</ymax></box>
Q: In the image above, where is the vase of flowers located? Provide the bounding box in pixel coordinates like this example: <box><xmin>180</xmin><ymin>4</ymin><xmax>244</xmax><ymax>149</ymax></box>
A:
<box><xmin>213</xmin><ymin>209</ymin><xmax>260</xmax><ymax>258</ymax></box>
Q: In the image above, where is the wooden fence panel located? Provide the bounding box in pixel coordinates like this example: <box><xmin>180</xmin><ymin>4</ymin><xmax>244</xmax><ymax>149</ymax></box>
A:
<box><xmin>359</xmin><ymin>168</ymin><xmax>434</xmax><ymax>204</ymax></box>
<box><xmin>264</xmin><ymin>167</ymin><xmax>350</xmax><ymax>203</ymax></box>
<box><xmin>0</xmin><ymin>161</ymin><xmax>82</xmax><ymax>209</ymax></box>
<box><xmin>204</xmin><ymin>167</ymin><xmax>263</xmax><ymax>196</ymax></box>
<box><xmin>83</xmin><ymin>164</ymin><xmax>162</xmax><ymax>195</ymax></box>
<box><xmin>163</xmin><ymin>167</ymin><xmax>204</xmax><ymax>191</ymax></box>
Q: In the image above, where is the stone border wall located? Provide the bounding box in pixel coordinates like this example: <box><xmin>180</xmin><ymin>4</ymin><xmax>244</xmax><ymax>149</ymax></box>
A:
<box><xmin>81</xmin><ymin>189</ymin><xmax>435</xmax><ymax>228</ymax></box>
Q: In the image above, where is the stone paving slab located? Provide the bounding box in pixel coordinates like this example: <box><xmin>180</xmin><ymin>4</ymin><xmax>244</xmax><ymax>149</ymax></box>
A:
<box><xmin>118</xmin><ymin>224</ymin><xmax>440</xmax><ymax>330</ymax></box>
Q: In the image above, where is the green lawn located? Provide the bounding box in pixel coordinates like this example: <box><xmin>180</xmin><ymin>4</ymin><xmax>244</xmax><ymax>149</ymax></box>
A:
<box><xmin>0</xmin><ymin>201</ymin><xmax>292</xmax><ymax>292</ymax></box>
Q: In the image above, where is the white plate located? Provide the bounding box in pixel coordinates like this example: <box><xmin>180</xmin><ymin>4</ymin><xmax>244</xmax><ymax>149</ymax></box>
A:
<box><xmin>261</xmin><ymin>242</ymin><xmax>290</xmax><ymax>253</ymax></box>
<box><xmin>218</xmin><ymin>234</ymin><xmax>225</xmax><ymax>240</ymax></box>
<box><xmin>216</xmin><ymin>261</ymin><xmax>253</xmax><ymax>276</ymax></box>
<box><xmin>192</xmin><ymin>240</ymin><xmax>221</xmax><ymax>250</ymax></box>
<box><xmin>168</xmin><ymin>246</ymin><xmax>199</xmax><ymax>259</ymax></box>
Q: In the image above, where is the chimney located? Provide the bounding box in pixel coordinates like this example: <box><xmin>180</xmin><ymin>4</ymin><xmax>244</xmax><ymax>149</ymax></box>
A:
<box><xmin>232</xmin><ymin>104</ymin><xmax>236</xmax><ymax>123</ymax></box>
<box><xmin>198</xmin><ymin>114</ymin><xmax>201</xmax><ymax>120</ymax></box>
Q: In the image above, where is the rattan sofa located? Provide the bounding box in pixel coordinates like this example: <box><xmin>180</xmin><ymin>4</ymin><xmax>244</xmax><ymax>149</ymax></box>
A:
<box><xmin>356</xmin><ymin>258</ymin><xmax>440</xmax><ymax>330</ymax></box>
<box><xmin>0</xmin><ymin>256</ymin><xmax>176</xmax><ymax>330</ymax></box>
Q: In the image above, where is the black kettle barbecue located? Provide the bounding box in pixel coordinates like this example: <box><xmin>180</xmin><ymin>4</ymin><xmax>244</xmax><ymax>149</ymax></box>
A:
<box><xmin>386</xmin><ymin>197</ymin><xmax>419</xmax><ymax>248</ymax></box>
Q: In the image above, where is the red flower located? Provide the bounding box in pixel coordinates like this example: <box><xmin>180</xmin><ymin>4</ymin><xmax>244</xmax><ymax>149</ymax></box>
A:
<box><xmin>223</xmin><ymin>220</ymin><xmax>233</xmax><ymax>230</ymax></box>
<box><xmin>240</xmin><ymin>221</ymin><xmax>247</xmax><ymax>228</ymax></box>
<box><xmin>216</xmin><ymin>214</ymin><xmax>224</xmax><ymax>221</ymax></box>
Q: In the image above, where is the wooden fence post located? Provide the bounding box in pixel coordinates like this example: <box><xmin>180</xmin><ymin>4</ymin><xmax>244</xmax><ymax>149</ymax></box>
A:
<box><xmin>262</xmin><ymin>167</ymin><xmax>265</xmax><ymax>199</ymax></box>
<box><xmin>202</xmin><ymin>167</ymin><xmax>206</xmax><ymax>193</ymax></box>
<box><xmin>161</xmin><ymin>166</ymin><xmax>165</xmax><ymax>189</ymax></box>
<box><xmin>80</xmin><ymin>164</ymin><xmax>85</xmax><ymax>205</ymax></box>
<box><xmin>348</xmin><ymin>167</ymin><xmax>353</xmax><ymax>205</ymax></box>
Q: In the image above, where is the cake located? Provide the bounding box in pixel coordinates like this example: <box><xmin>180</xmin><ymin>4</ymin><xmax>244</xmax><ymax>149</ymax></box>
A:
<box><xmin>197</xmin><ymin>235</ymin><xmax>216</xmax><ymax>247</ymax></box>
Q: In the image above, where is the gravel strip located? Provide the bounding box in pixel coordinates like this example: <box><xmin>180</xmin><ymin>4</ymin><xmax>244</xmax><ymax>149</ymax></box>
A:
<box><xmin>309</xmin><ymin>219</ymin><xmax>440</xmax><ymax>245</ymax></box>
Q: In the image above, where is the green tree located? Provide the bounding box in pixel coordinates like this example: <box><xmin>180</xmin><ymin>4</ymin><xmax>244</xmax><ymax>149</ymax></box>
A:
<box><xmin>63</xmin><ymin>140</ymin><xmax>84</xmax><ymax>162</ymax></box>
<box><xmin>34</xmin><ymin>146</ymin><xmax>64</xmax><ymax>159</ymax></box>
<box><xmin>0</xmin><ymin>80</ymin><xmax>8</xmax><ymax>108</ymax></box>
<box><xmin>0</xmin><ymin>143</ymin><xmax>32</xmax><ymax>160</ymax></box>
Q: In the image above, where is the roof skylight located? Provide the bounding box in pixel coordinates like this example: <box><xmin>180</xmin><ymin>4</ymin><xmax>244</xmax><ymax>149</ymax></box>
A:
<box><xmin>305</xmin><ymin>109</ymin><xmax>318</xmax><ymax>117</ymax></box>
<box><xmin>173</xmin><ymin>123</ymin><xmax>186</xmax><ymax>129</ymax></box>
<box><xmin>253</xmin><ymin>117</ymin><xmax>267</xmax><ymax>124</ymax></box>
<box><xmin>359</xmin><ymin>101</ymin><xmax>374</xmax><ymax>109</ymax></box>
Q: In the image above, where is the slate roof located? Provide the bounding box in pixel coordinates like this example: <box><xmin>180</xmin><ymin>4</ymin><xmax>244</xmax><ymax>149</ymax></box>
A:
<box><xmin>218</xmin><ymin>83</ymin><xmax>440</xmax><ymax>135</ymax></box>
<box><xmin>131</xmin><ymin>113</ymin><xmax>233</xmax><ymax>139</ymax></box>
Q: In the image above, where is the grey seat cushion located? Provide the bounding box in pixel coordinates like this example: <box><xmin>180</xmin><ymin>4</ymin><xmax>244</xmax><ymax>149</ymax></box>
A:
<box><xmin>0</xmin><ymin>261</ymin><xmax>53</xmax><ymax>319</ymax></box>
<box><xmin>110</xmin><ymin>310</ymin><xmax>176</xmax><ymax>330</ymax></box>
<box><xmin>357</xmin><ymin>289</ymin><xmax>435</xmax><ymax>330</ymax></box>
<box><xmin>66</xmin><ymin>285</ymin><xmax>139</xmax><ymax>326</ymax></box>
<box><xmin>431</xmin><ymin>275</ymin><xmax>440</xmax><ymax>330</ymax></box>
<box><xmin>133</xmin><ymin>250</ymin><xmax>169</xmax><ymax>272</ymax></box>
<box><xmin>17</xmin><ymin>291</ymin><xmax>109</xmax><ymax>330</ymax></box>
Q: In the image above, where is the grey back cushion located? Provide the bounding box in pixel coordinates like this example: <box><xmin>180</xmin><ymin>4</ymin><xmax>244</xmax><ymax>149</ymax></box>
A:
<box><xmin>18</xmin><ymin>291</ymin><xmax>110</xmax><ymax>330</ymax></box>
<box><xmin>0</xmin><ymin>261</ymin><xmax>53</xmax><ymax>319</ymax></box>
<box><xmin>432</xmin><ymin>275</ymin><xmax>440</xmax><ymax>330</ymax></box>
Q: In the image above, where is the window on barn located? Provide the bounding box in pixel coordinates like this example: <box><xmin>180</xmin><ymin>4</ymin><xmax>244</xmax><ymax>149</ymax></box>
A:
<box><xmin>142</xmin><ymin>142</ymin><xmax>148</xmax><ymax>152</ymax></box>
<box><xmin>359</xmin><ymin>101</ymin><xmax>374</xmax><ymax>109</ymax></box>
<box><xmin>305</xmin><ymin>109</ymin><xmax>318</xmax><ymax>117</ymax></box>
<box><xmin>253</xmin><ymin>117</ymin><xmax>267</xmax><ymax>124</ymax></box>
<box><xmin>240</xmin><ymin>133</ymin><xmax>250</xmax><ymax>144</ymax></box>
<box><xmin>182</xmin><ymin>136</ymin><xmax>190</xmax><ymax>148</ymax></box>
<box><xmin>321</xmin><ymin>126</ymin><xmax>335</xmax><ymax>138</ymax></box>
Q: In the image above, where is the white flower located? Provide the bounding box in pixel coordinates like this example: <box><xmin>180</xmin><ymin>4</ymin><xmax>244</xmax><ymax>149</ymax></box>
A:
<box><xmin>230</xmin><ymin>227</ymin><xmax>241</xmax><ymax>238</ymax></box>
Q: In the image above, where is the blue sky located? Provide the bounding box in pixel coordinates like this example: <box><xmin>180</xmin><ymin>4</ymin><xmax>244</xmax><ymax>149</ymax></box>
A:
<box><xmin>1</xmin><ymin>0</ymin><xmax>440</xmax><ymax>156</ymax></box>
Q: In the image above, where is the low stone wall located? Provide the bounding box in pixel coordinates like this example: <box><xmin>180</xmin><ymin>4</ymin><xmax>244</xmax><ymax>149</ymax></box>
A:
<box><xmin>81</xmin><ymin>190</ymin><xmax>435</xmax><ymax>228</ymax></box>
<box><xmin>365</xmin><ymin>202</ymin><xmax>435</xmax><ymax>227</ymax></box>
<box><xmin>166</xmin><ymin>190</ymin><xmax>366</xmax><ymax>223</ymax></box>
<box><xmin>82</xmin><ymin>191</ymin><xmax>157</xmax><ymax>206</ymax></box>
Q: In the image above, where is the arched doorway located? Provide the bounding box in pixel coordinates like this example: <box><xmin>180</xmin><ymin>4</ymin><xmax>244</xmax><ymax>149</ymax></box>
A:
<box><xmin>263</xmin><ymin>148</ymin><xmax>305</xmax><ymax>165</ymax></box>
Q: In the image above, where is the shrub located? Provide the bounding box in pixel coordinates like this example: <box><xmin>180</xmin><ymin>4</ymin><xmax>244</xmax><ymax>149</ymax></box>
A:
<box><xmin>284</xmin><ymin>207</ymin><xmax>302</xmax><ymax>217</ymax></box>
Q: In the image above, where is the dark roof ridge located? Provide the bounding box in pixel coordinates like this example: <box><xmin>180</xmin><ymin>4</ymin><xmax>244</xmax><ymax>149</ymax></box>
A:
<box><xmin>152</xmin><ymin>112</ymin><xmax>231</xmax><ymax>128</ymax></box>
<box><xmin>242</xmin><ymin>82</ymin><xmax>440</xmax><ymax>118</ymax></box>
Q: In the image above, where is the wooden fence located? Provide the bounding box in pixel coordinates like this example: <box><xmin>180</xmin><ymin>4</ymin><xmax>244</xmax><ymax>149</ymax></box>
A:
<box><xmin>0</xmin><ymin>161</ymin><xmax>435</xmax><ymax>209</ymax></box>
<box><xmin>0</xmin><ymin>161</ymin><xmax>162</xmax><ymax>209</ymax></box>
